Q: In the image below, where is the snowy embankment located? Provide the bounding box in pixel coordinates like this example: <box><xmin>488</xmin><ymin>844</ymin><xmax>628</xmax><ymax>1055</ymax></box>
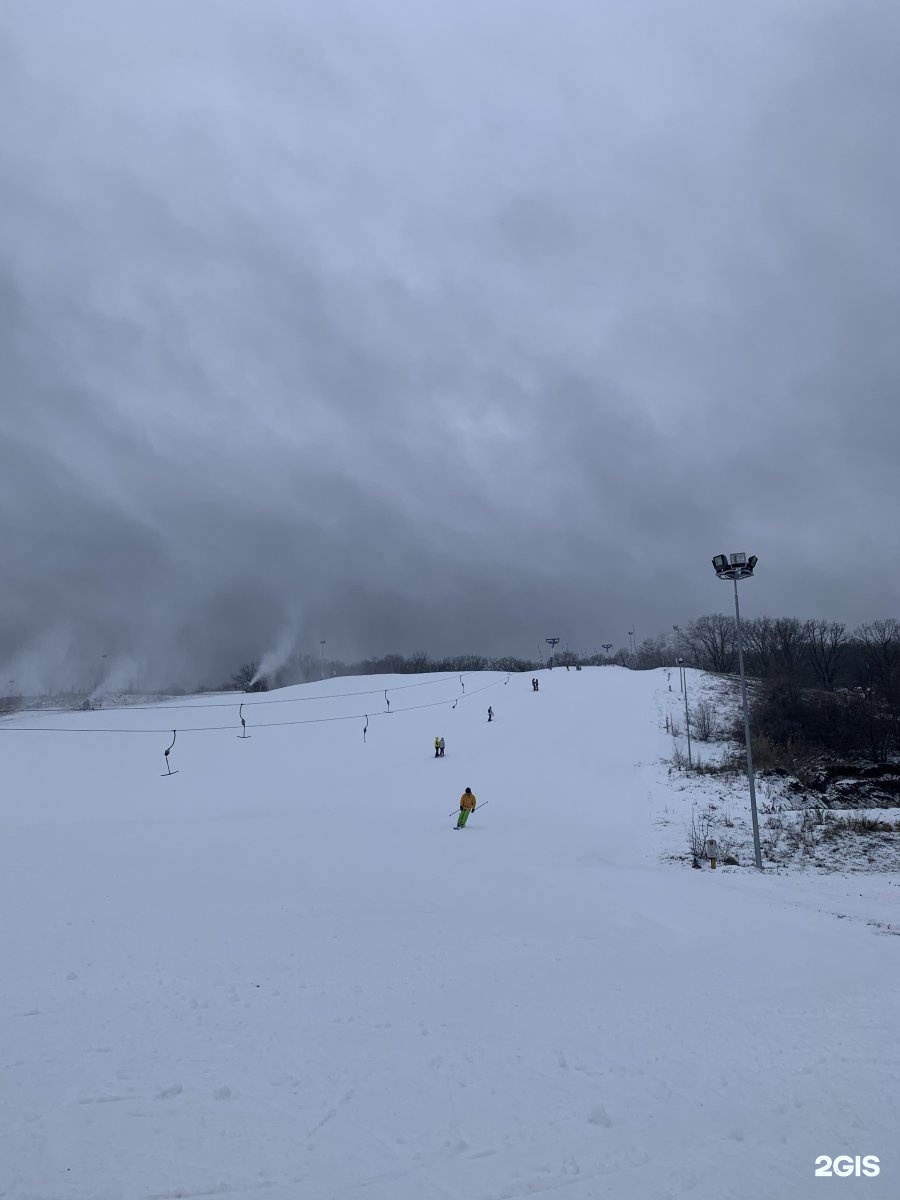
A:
<box><xmin>660</xmin><ymin>669</ymin><xmax>900</xmax><ymax>874</ymax></box>
<box><xmin>1</xmin><ymin>668</ymin><xmax>897</xmax><ymax>1199</ymax></box>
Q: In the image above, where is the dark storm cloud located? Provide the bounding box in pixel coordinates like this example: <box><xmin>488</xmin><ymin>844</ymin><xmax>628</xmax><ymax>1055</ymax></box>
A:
<box><xmin>2</xmin><ymin>0</ymin><xmax>899</xmax><ymax>691</ymax></box>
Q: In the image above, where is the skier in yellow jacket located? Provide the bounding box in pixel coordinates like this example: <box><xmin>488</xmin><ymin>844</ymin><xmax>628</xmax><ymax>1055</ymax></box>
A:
<box><xmin>456</xmin><ymin>787</ymin><xmax>477</xmax><ymax>828</ymax></box>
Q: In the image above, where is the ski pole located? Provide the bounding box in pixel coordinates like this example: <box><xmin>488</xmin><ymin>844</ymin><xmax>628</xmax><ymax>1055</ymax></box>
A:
<box><xmin>447</xmin><ymin>801</ymin><xmax>489</xmax><ymax>816</ymax></box>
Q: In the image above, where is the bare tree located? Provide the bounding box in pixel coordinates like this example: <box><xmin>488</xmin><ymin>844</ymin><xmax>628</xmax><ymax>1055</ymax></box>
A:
<box><xmin>741</xmin><ymin>616</ymin><xmax>777</xmax><ymax>677</ymax></box>
<box><xmin>685</xmin><ymin>614</ymin><xmax>737</xmax><ymax>674</ymax></box>
<box><xmin>635</xmin><ymin>636</ymin><xmax>670</xmax><ymax>669</ymax></box>
<box><xmin>769</xmin><ymin>617</ymin><xmax>808</xmax><ymax>685</ymax></box>
<box><xmin>856</xmin><ymin>619</ymin><xmax>900</xmax><ymax>755</ymax></box>
<box><xmin>856</xmin><ymin>619</ymin><xmax>900</xmax><ymax>697</ymax></box>
<box><xmin>691</xmin><ymin>698</ymin><xmax>717</xmax><ymax>741</ymax></box>
<box><xmin>688</xmin><ymin>805</ymin><xmax>713</xmax><ymax>865</ymax></box>
<box><xmin>231</xmin><ymin>662</ymin><xmax>266</xmax><ymax>692</ymax></box>
<box><xmin>805</xmin><ymin>620</ymin><xmax>848</xmax><ymax>690</ymax></box>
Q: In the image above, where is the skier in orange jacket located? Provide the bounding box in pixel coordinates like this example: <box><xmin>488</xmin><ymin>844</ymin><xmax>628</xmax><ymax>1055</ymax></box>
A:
<box><xmin>456</xmin><ymin>787</ymin><xmax>477</xmax><ymax>828</ymax></box>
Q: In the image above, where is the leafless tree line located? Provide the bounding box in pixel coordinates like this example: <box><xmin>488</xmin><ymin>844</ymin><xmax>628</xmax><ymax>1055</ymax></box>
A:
<box><xmin>626</xmin><ymin>615</ymin><xmax>900</xmax><ymax>762</ymax></box>
<box><xmin>681</xmin><ymin>616</ymin><xmax>900</xmax><ymax>762</ymax></box>
<box><xmin>634</xmin><ymin>615</ymin><xmax>899</xmax><ymax>694</ymax></box>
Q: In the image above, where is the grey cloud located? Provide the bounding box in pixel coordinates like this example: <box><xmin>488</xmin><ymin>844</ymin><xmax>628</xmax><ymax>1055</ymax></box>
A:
<box><xmin>1</xmin><ymin>0</ymin><xmax>899</xmax><ymax>691</ymax></box>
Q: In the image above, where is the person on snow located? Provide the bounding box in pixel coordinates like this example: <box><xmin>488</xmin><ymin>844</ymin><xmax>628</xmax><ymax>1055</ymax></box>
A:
<box><xmin>456</xmin><ymin>787</ymin><xmax>477</xmax><ymax>828</ymax></box>
<box><xmin>439</xmin><ymin>736</ymin><xmax>445</xmax><ymax>757</ymax></box>
<box><xmin>434</xmin><ymin>735</ymin><xmax>441</xmax><ymax>758</ymax></box>
<box><xmin>487</xmin><ymin>706</ymin><xmax>493</xmax><ymax>722</ymax></box>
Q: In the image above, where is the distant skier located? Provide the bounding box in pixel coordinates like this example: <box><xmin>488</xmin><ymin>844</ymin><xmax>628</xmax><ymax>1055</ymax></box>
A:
<box><xmin>439</xmin><ymin>736</ymin><xmax>445</xmax><ymax>757</ymax></box>
<box><xmin>531</xmin><ymin>678</ymin><xmax>537</xmax><ymax>692</ymax></box>
<box><xmin>487</xmin><ymin>706</ymin><xmax>493</xmax><ymax>722</ymax></box>
<box><xmin>434</xmin><ymin>736</ymin><xmax>441</xmax><ymax>759</ymax></box>
<box><xmin>456</xmin><ymin>787</ymin><xmax>477</xmax><ymax>828</ymax></box>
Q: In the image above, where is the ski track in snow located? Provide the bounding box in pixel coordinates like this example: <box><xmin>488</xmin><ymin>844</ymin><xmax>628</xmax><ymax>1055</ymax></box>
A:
<box><xmin>0</xmin><ymin>667</ymin><xmax>897</xmax><ymax>1200</ymax></box>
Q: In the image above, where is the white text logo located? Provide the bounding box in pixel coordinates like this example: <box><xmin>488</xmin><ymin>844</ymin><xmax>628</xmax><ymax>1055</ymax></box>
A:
<box><xmin>815</xmin><ymin>1156</ymin><xmax>880</xmax><ymax>1178</ymax></box>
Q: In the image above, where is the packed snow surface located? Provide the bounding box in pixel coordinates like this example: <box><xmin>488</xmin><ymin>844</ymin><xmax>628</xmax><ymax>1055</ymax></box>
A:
<box><xmin>1</xmin><ymin>668</ymin><xmax>897</xmax><ymax>1199</ymax></box>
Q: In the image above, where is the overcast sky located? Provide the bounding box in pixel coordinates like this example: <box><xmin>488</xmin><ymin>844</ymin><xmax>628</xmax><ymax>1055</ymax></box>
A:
<box><xmin>2</xmin><ymin>0</ymin><xmax>899</xmax><ymax>692</ymax></box>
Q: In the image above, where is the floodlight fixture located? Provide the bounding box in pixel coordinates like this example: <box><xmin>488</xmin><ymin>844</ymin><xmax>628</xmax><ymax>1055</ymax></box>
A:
<box><xmin>713</xmin><ymin>552</ymin><xmax>757</xmax><ymax>582</ymax></box>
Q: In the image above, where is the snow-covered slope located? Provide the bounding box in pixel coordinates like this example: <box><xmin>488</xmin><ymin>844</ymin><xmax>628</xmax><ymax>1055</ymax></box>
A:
<box><xmin>1</xmin><ymin>668</ymin><xmax>897</xmax><ymax>1199</ymax></box>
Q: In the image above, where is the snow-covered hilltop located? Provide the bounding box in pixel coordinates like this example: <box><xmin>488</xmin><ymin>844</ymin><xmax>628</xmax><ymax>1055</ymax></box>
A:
<box><xmin>1</xmin><ymin>667</ymin><xmax>897</xmax><ymax>1198</ymax></box>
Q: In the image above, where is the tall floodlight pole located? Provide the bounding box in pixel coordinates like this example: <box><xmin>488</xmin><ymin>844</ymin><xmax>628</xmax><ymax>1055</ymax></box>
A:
<box><xmin>712</xmin><ymin>553</ymin><xmax>762</xmax><ymax>870</ymax></box>
<box><xmin>673</xmin><ymin>625</ymin><xmax>683</xmax><ymax>691</ymax></box>
<box><xmin>675</xmin><ymin>658</ymin><xmax>692</xmax><ymax>767</ymax></box>
<box><xmin>545</xmin><ymin>637</ymin><xmax>560</xmax><ymax>668</ymax></box>
<box><xmin>601</xmin><ymin>643</ymin><xmax>613</xmax><ymax>659</ymax></box>
<box><xmin>320</xmin><ymin>640</ymin><xmax>326</xmax><ymax>679</ymax></box>
<box><xmin>628</xmin><ymin>629</ymin><xmax>635</xmax><ymax>659</ymax></box>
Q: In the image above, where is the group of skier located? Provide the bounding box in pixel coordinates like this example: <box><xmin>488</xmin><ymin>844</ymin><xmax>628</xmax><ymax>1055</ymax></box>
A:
<box><xmin>434</xmin><ymin>705</ymin><xmax>494</xmax><ymax>758</ymax></box>
<box><xmin>438</xmin><ymin>673</ymin><xmax>544</xmax><ymax>827</ymax></box>
<box><xmin>434</xmin><ymin>740</ymin><xmax>478</xmax><ymax>827</ymax></box>
<box><xmin>434</xmin><ymin>734</ymin><xmax>479</xmax><ymax>828</ymax></box>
